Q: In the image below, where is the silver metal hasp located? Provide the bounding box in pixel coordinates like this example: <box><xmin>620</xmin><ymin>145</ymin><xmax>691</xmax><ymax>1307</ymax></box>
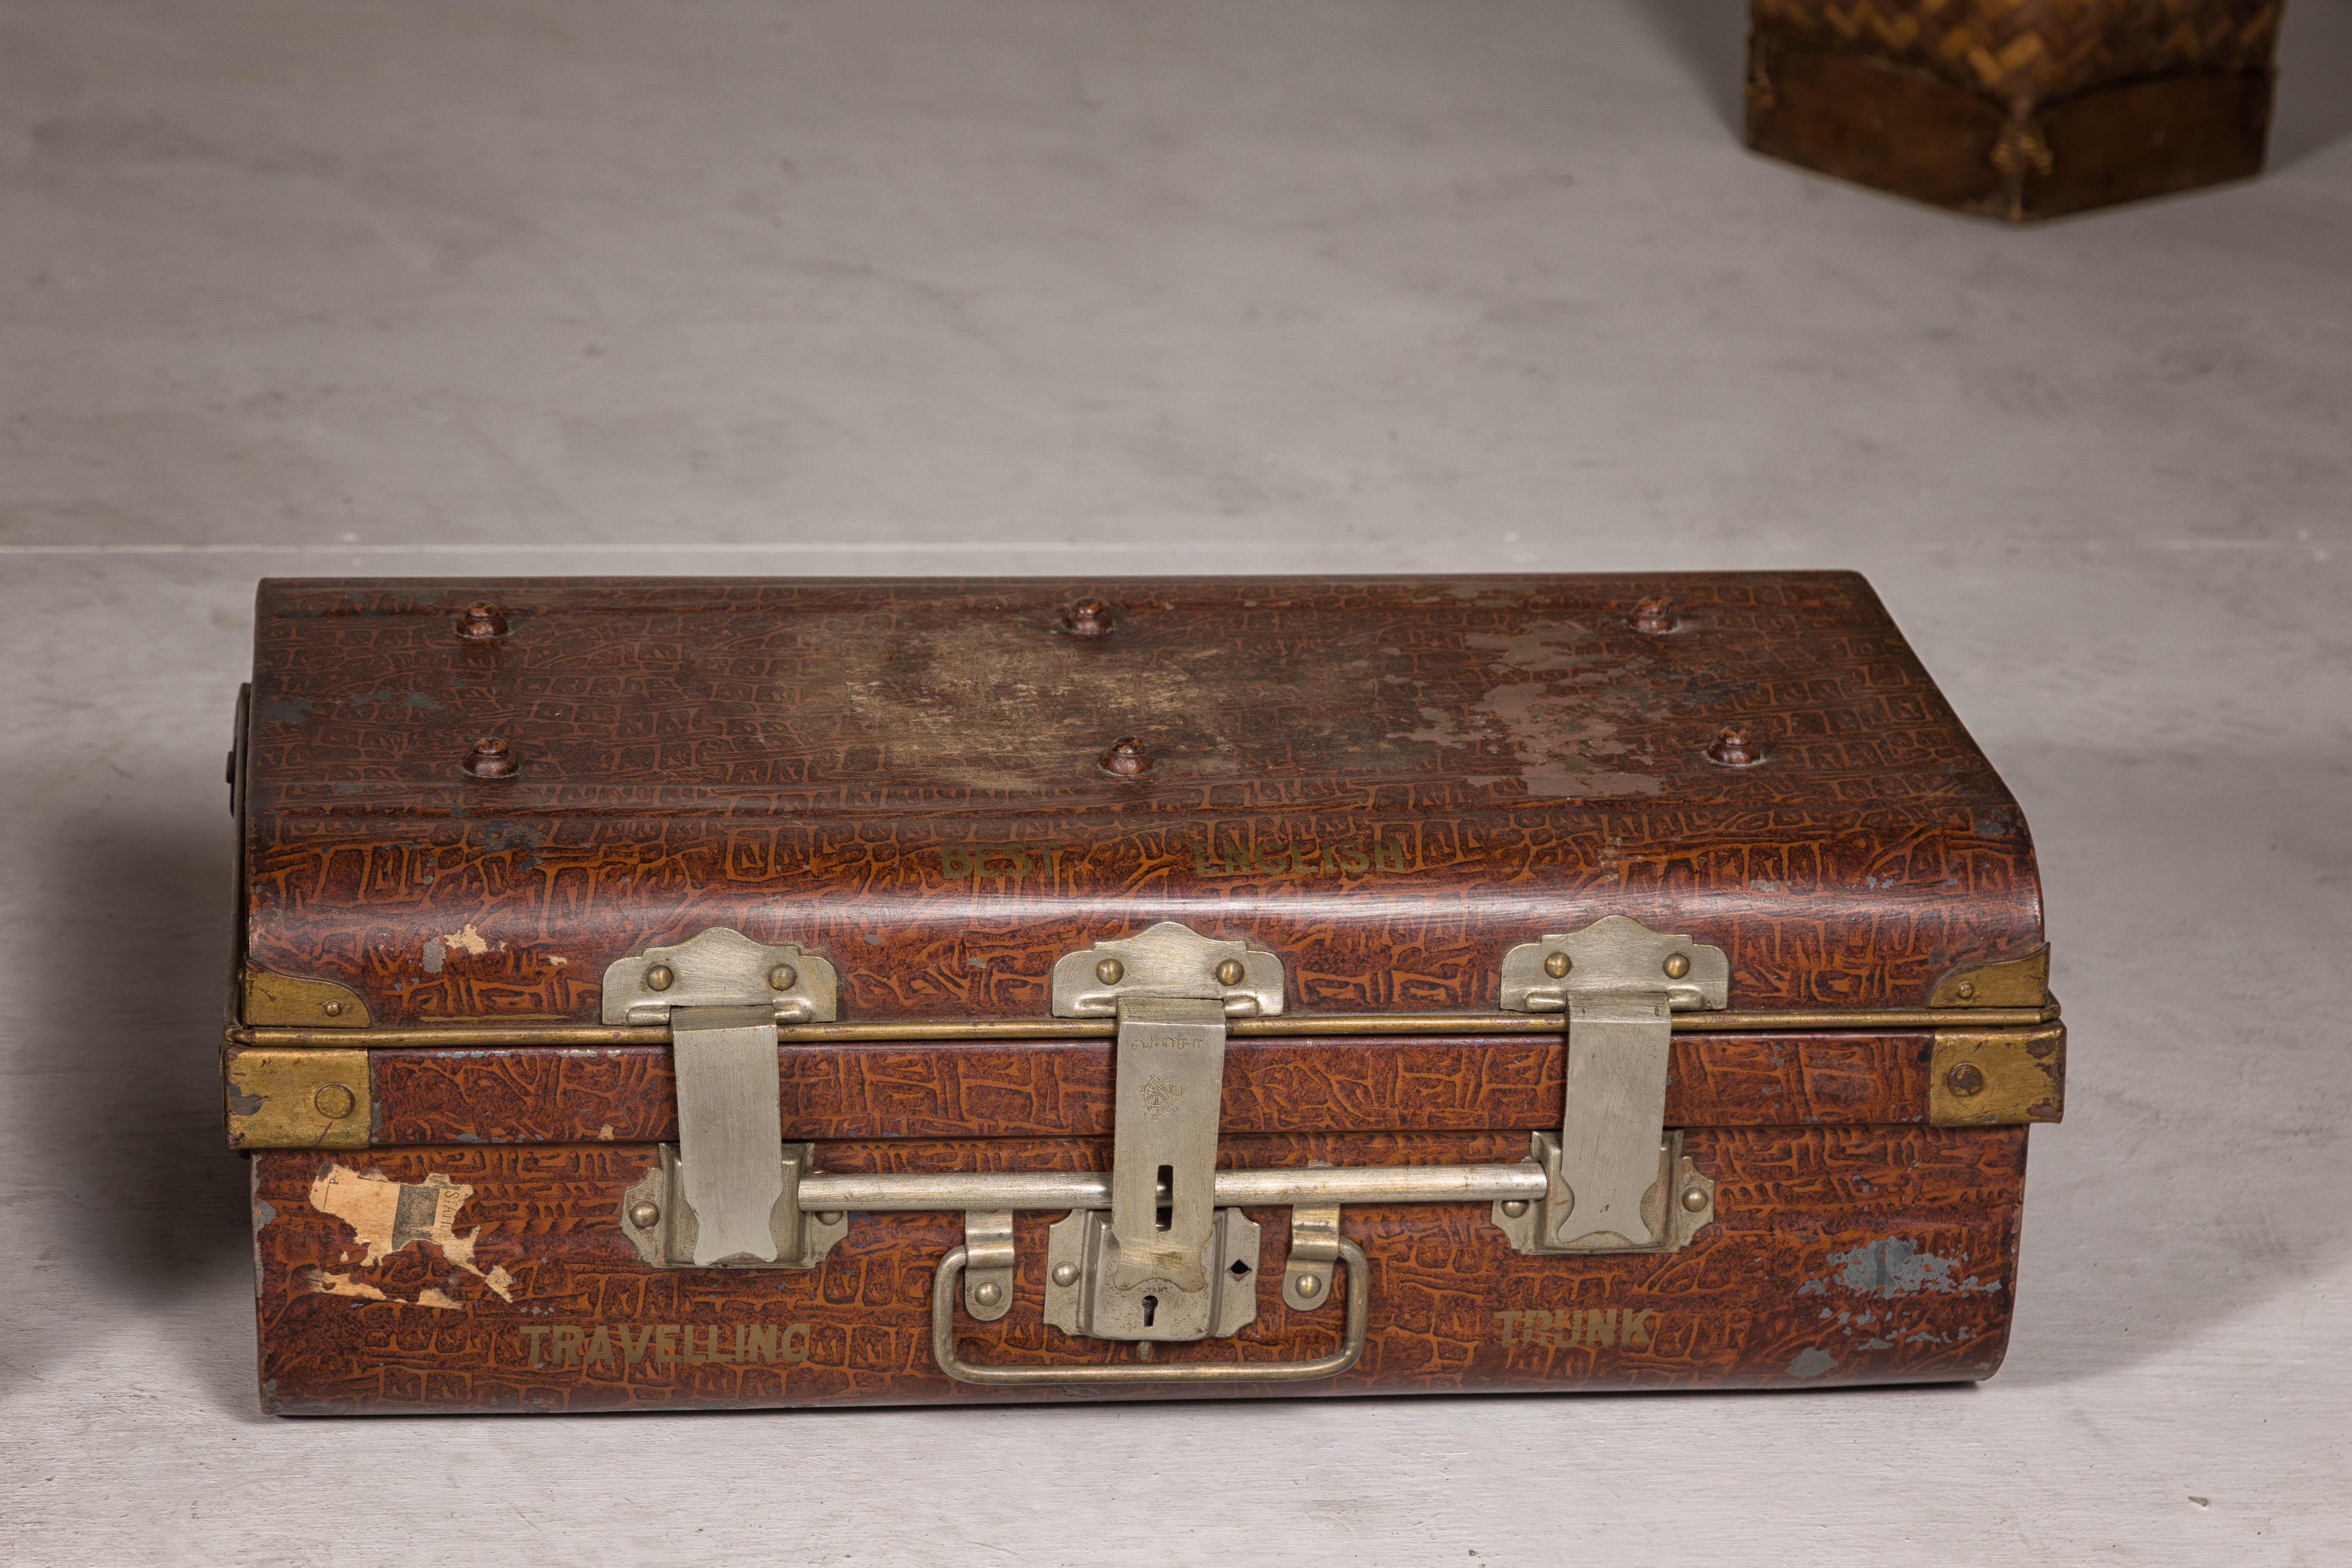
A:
<box><xmin>1499</xmin><ymin>915</ymin><xmax>1728</xmax><ymax>1249</ymax></box>
<box><xmin>1040</xmin><ymin>921</ymin><xmax>1286</xmax><ymax>1342</ymax></box>
<box><xmin>603</xmin><ymin>928</ymin><xmax>840</xmax><ymax>1266</ymax></box>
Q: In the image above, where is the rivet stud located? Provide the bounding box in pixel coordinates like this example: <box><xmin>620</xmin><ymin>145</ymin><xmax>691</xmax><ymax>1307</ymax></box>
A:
<box><xmin>1213</xmin><ymin>958</ymin><xmax>1245</xmax><ymax>987</ymax></box>
<box><xmin>1946</xmin><ymin>1063</ymin><xmax>1986</xmax><ymax>1098</ymax></box>
<box><xmin>312</xmin><ymin>1083</ymin><xmax>356</xmax><ymax>1119</ymax></box>
<box><xmin>1955</xmin><ymin>980</ymin><xmax>1978</xmax><ymax>1001</ymax></box>
<box><xmin>1051</xmin><ymin>1262</ymin><xmax>1081</xmax><ymax>1287</ymax></box>
<box><xmin>628</xmin><ymin>1200</ymin><xmax>661</xmax><ymax>1230</ymax></box>
<box><xmin>1500</xmin><ymin>1199</ymin><xmax>1529</xmax><ymax>1218</ymax></box>
<box><xmin>1629</xmin><ymin>598</ymin><xmax>1676</xmax><ymax>634</ymax></box>
<box><xmin>1706</xmin><ymin>726</ymin><xmax>1765</xmax><ymax>767</ymax></box>
<box><xmin>1680</xmin><ymin>1186</ymin><xmax>1709</xmax><ymax>1214</ymax></box>
<box><xmin>1293</xmin><ymin>1274</ymin><xmax>1322</xmax><ymax>1298</ymax></box>
<box><xmin>321</xmin><ymin>1000</ymin><xmax>345</xmax><ymax>1017</ymax></box>
<box><xmin>973</xmin><ymin>1281</ymin><xmax>1003</xmax><ymax>1308</ymax></box>
<box><xmin>1062</xmin><ymin>599</ymin><xmax>1115</xmax><ymax>637</ymax></box>
<box><xmin>1099</xmin><ymin>737</ymin><xmax>1152</xmax><ymax>777</ymax></box>
<box><xmin>767</xmin><ymin>964</ymin><xmax>797</xmax><ymax>992</ymax></box>
<box><xmin>1095</xmin><ymin>958</ymin><xmax>1124</xmax><ymax>986</ymax></box>
<box><xmin>456</xmin><ymin>603</ymin><xmax>508</xmax><ymax>640</ymax></box>
<box><xmin>1663</xmin><ymin>952</ymin><xmax>1691</xmax><ymax>980</ymax></box>
<box><xmin>462</xmin><ymin>735</ymin><xmax>518</xmax><ymax>779</ymax></box>
<box><xmin>645</xmin><ymin>964</ymin><xmax>675</xmax><ymax>992</ymax></box>
<box><xmin>1542</xmin><ymin>952</ymin><xmax>1570</xmax><ymax>979</ymax></box>
<box><xmin>815</xmin><ymin>1212</ymin><xmax>844</xmax><ymax>1225</ymax></box>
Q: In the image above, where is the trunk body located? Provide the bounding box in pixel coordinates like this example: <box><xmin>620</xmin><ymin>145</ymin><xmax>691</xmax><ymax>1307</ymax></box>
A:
<box><xmin>227</xmin><ymin>573</ymin><xmax>2062</xmax><ymax>1415</ymax></box>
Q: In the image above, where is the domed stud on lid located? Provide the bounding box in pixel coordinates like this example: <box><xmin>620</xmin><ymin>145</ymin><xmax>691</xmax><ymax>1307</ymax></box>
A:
<box><xmin>1062</xmin><ymin>598</ymin><xmax>1115</xmax><ymax>637</ymax></box>
<box><xmin>1705</xmin><ymin>726</ymin><xmax>1765</xmax><ymax>767</ymax></box>
<box><xmin>462</xmin><ymin>736</ymin><xmax>518</xmax><ymax>779</ymax></box>
<box><xmin>1098</xmin><ymin>737</ymin><xmax>1152</xmax><ymax>777</ymax></box>
<box><xmin>456</xmin><ymin>603</ymin><xmax>508</xmax><ymax>640</ymax></box>
<box><xmin>1629</xmin><ymin>598</ymin><xmax>1676</xmax><ymax>634</ymax></box>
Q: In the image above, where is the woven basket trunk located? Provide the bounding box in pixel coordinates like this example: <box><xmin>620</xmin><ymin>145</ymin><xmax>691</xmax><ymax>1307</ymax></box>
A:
<box><xmin>1745</xmin><ymin>0</ymin><xmax>2285</xmax><ymax>220</ymax></box>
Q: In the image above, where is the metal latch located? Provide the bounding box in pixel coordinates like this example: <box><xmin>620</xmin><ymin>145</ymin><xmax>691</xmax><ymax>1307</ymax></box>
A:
<box><xmin>1498</xmin><ymin>915</ymin><xmax>1727</xmax><ymax>1250</ymax></box>
<box><xmin>1041</xmin><ymin>922</ymin><xmax>1282</xmax><ymax>1341</ymax></box>
<box><xmin>619</xmin><ymin>1143</ymin><xmax>849</xmax><ymax>1270</ymax></box>
<box><xmin>602</xmin><ymin>928</ymin><xmax>839</xmax><ymax>1267</ymax></box>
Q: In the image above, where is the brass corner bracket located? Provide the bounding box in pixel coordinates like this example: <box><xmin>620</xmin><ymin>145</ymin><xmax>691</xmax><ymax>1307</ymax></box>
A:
<box><xmin>1929</xmin><ymin>1023</ymin><xmax>2065</xmax><ymax>1126</ymax></box>
<box><xmin>224</xmin><ymin>1044</ymin><xmax>371</xmax><ymax>1149</ymax></box>
<box><xmin>1929</xmin><ymin>946</ymin><xmax>2049</xmax><ymax>1009</ymax></box>
<box><xmin>241</xmin><ymin>965</ymin><xmax>373</xmax><ymax>1029</ymax></box>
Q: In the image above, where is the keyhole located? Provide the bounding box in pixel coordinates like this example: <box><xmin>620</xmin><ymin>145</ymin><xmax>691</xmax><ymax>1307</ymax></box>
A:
<box><xmin>1155</xmin><ymin>1165</ymin><xmax>1173</xmax><ymax>1231</ymax></box>
<box><xmin>1142</xmin><ymin>1294</ymin><xmax>1158</xmax><ymax>1327</ymax></box>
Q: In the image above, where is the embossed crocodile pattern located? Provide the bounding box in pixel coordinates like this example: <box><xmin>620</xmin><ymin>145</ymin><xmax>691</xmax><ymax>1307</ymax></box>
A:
<box><xmin>252</xmin><ymin>1128</ymin><xmax>2027</xmax><ymax>1413</ymax></box>
<box><xmin>239</xmin><ymin>574</ymin><xmax>2043</xmax><ymax>1023</ymax></box>
<box><xmin>358</xmin><ymin>1031</ymin><xmax>1935</xmax><ymax>1145</ymax></box>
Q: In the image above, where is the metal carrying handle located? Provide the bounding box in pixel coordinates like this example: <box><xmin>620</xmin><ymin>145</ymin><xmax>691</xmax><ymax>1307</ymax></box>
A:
<box><xmin>931</xmin><ymin>1240</ymin><xmax>1370</xmax><ymax>1387</ymax></box>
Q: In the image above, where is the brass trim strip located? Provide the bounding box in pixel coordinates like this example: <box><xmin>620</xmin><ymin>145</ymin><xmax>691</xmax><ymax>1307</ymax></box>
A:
<box><xmin>228</xmin><ymin>1003</ymin><xmax>2058</xmax><ymax>1050</ymax></box>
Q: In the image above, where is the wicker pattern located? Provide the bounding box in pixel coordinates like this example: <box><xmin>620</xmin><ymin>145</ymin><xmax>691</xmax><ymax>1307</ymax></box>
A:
<box><xmin>1753</xmin><ymin>0</ymin><xmax>2283</xmax><ymax>107</ymax></box>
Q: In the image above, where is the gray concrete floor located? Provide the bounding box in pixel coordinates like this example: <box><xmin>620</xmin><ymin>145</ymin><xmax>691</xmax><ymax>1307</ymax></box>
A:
<box><xmin>3</xmin><ymin>2</ymin><xmax>2349</xmax><ymax>1563</ymax></box>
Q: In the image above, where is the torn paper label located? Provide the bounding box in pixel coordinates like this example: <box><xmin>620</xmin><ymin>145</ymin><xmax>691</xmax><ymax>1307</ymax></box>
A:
<box><xmin>309</xmin><ymin>1165</ymin><xmax>518</xmax><ymax>1305</ymax></box>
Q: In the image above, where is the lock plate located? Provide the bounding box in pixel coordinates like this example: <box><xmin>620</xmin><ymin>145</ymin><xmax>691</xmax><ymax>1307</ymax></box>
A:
<box><xmin>1042</xmin><ymin>1208</ymin><xmax>1262</xmax><ymax>1341</ymax></box>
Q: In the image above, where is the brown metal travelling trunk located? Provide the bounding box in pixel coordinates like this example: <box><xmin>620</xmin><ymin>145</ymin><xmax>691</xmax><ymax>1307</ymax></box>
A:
<box><xmin>224</xmin><ymin>573</ymin><xmax>2065</xmax><ymax>1415</ymax></box>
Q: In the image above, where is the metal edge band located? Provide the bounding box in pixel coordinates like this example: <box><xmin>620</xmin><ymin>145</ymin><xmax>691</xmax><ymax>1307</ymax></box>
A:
<box><xmin>931</xmin><ymin>1239</ymin><xmax>1369</xmax><ymax>1387</ymax></box>
<box><xmin>229</xmin><ymin>1003</ymin><xmax>2060</xmax><ymax>1049</ymax></box>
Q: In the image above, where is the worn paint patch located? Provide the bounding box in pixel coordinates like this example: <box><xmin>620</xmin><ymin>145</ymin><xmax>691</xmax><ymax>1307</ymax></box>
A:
<box><xmin>309</xmin><ymin>1166</ymin><xmax>517</xmax><ymax>1303</ymax></box>
<box><xmin>596</xmin><ymin>1124</ymin><xmax>615</xmax><ymax>1141</ymax></box>
<box><xmin>1799</xmin><ymin>1239</ymin><xmax>1999</xmax><ymax>1298</ymax></box>
<box><xmin>252</xmin><ymin>1197</ymin><xmax>277</xmax><ymax>1298</ymax></box>
<box><xmin>1400</xmin><ymin>621</ymin><xmax>1665</xmax><ymax>799</ymax></box>
<box><xmin>1788</xmin><ymin>1347</ymin><xmax>1838</xmax><ymax>1378</ymax></box>
<box><xmin>473</xmin><ymin>820</ymin><xmax>548</xmax><ymax>853</ymax></box>
<box><xmin>257</xmin><ymin>695</ymin><xmax>314</xmax><ymax>724</ymax></box>
<box><xmin>422</xmin><ymin>924</ymin><xmax>496</xmax><ymax>974</ymax></box>
<box><xmin>307</xmin><ymin>1270</ymin><xmax>390</xmax><ymax>1302</ymax></box>
<box><xmin>441</xmin><ymin>923</ymin><xmax>491</xmax><ymax>957</ymax></box>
